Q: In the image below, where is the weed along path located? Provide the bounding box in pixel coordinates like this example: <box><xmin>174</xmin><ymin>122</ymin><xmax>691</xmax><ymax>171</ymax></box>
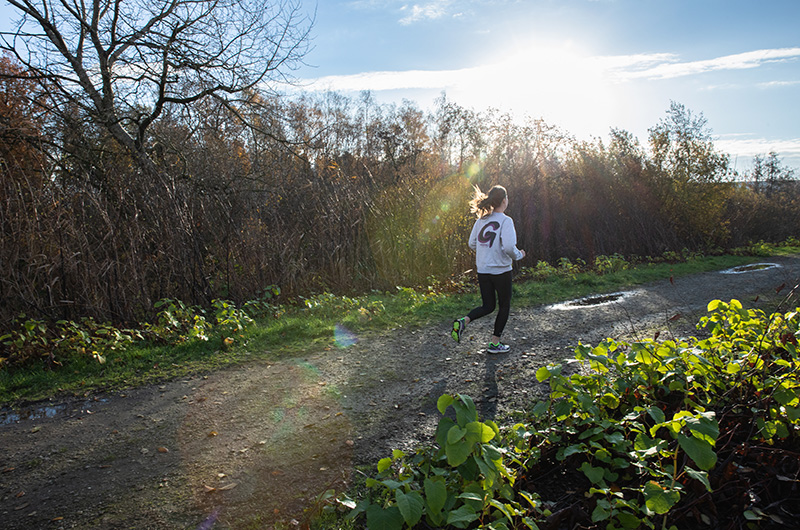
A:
<box><xmin>2</xmin><ymin>255</ymin><xmax>800</xmax><ymax>530</ymax></box>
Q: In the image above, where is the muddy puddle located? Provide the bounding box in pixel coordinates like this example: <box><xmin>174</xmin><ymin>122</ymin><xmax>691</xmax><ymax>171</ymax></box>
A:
<box><xmin>549</xmin><ymin>290</ymin><xmax>638</xmax><ymax>310</ymax></box>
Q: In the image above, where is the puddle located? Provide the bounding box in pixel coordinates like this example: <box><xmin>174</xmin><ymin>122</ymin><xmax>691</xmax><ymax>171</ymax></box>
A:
<box><xmin>720</xmin><ymin>263</ymin><xmax>781</xmax><ymax>274</ymax></box>
<box><xmin>0</xmin><ymin>398</ymin><xmax>108</xmax><ymax>426</ymax></box>
<box><xmin>550</xmin><ymin>291</ymin><xmax>636</xmax><ymax>310</ymax></box>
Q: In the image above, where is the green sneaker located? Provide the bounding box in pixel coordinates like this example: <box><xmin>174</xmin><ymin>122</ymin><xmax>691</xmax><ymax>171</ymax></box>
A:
<box><xmin>451</xmin><ymin>318</ymin><xmax>465</xmax><ymax>342</ymax></box>
<box><xmin>487</xmin><ymin>342</ymin><xmax>510</xmax><ymax>354</ymax></box>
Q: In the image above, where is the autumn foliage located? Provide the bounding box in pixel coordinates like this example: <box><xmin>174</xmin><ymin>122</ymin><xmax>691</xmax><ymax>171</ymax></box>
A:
<box><xmin>0</xmin><ymin>55</ymin><xmax>798</xmax><ymax>332</ymax></box>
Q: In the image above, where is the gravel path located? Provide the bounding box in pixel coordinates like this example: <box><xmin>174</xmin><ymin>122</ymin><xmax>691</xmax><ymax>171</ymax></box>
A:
<box><xmin>2</xmin><ymin>256</ymin><xmax>799</xmax><ymax>529</ymax></box>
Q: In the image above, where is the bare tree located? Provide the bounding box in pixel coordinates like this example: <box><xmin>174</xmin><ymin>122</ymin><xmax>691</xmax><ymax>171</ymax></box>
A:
<box><xmin>1</xmin><ymin>0</ymin><xmax>313</xmax><ymax>174</ymax></box>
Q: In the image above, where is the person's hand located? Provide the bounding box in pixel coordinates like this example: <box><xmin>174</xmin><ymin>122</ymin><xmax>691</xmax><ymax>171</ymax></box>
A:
<box><xmin>520</xmin><ymin>249</ymin><xmax>526</xmax><ymax>259</ymax></box>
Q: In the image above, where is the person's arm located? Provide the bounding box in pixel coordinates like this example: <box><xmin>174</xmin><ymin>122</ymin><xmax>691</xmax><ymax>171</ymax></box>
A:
<box><xmin>468</xmin><ymin>220</ymin><xmax>480</xmax><ymax>251</ymax></box>
<box><xmin>501</xmin><ymin>218</ymin><xmax>524</xmax><ymax>260</ymax></box>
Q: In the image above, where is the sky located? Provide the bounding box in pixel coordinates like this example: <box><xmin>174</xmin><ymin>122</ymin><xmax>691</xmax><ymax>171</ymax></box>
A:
<box><xmin>2</xmin><ymin>0</ymin><xmax>799</xmax><ymax>173</ymax></box>
<box><xmin>289</xmin><ymin>0</ymin><xmax>800</xmax><ymax>173</ymax></box>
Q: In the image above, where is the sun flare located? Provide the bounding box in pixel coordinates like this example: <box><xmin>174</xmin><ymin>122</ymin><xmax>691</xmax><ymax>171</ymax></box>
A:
<box><xmin>449</xmin><ymin>39</ymin><xmax>621</xmax><ymax>136</ymax></box>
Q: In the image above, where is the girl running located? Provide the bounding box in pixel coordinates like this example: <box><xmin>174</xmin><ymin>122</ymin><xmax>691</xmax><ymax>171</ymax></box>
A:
<box><xmin>451</xmin><ymin>185</ymin><xmax>525</xmax><ymax>353</ymax></box>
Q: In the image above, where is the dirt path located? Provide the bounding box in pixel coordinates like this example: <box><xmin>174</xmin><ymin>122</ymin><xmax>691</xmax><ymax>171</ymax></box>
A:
<box><xmin>2</xmin><ymin>256</ymin><xmax>799</xmax><ymax>529</ymax></box>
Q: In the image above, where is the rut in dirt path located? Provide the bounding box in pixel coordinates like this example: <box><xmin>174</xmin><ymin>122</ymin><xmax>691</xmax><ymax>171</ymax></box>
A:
<box><xmin>1</xmin><ymin>256</ymin><xmax>798</xmax><ymax>530</ymax></box>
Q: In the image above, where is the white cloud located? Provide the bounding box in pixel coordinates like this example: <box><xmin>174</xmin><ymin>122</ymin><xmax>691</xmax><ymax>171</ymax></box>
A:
<box><xmin>301</xmin><ymin>47</ymin><xmax>800</xmax><ymax>94</ymax></box>
<box><xmin>303</xmin><ymin>66</ymin><xmax>473</xmax><ymax>91</ymax></box>
<box><xmin>399</xmin><ymin>1</ymin><xmax>453</xmax><ymax>25</ymax></box>
<box><xmin>716</xmin><ymin>135</ymin><xmax>800</xmax><ymax>157</ymax></box>
<box><xmin>757</xmin><ymin>79</ymin><xmax>800</xmax><ymax>89</ymax></box>
<box><xmin>715</xmin><ymin>134</ymin><xmax>800</xmax><ymax>170</ymax></box>
<box><xmin>615</xmin><ymin>47</ymin><xmax>800</xmax><ymax>80</ymax></box>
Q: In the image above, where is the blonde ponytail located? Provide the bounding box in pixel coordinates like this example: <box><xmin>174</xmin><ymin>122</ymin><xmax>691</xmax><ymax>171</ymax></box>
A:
<box><xmin>469</xmin><ymin>185</ymin><xmax>507</xmax><ymax>218</ymax></box>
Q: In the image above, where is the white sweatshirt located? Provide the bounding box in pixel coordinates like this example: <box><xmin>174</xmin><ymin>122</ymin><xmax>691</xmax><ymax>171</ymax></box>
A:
<box><xmin>468</xmin><ymin>212</ymin><xmax>524</xmax><ymax>274</ymax></box>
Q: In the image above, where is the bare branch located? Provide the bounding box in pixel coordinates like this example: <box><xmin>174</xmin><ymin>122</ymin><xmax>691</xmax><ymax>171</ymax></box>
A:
<box><xmin>1</xmin><ymin>0</ymin><xmax>313</xmax><ymax>170</ymax></box>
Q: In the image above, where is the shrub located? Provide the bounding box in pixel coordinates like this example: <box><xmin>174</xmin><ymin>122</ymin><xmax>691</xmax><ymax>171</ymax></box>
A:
<box><xmin>333</xmin><ymin>299</ymin><xmax>800</xmax><ymax>529</ymax></box>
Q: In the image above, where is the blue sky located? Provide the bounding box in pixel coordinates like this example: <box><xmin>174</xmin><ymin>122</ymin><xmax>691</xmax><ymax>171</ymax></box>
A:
<box><xmin>293</xmin><ymin>0</ymin><xmax>800</xmax><ymax>172</ymax></box>
<box><xmin>3</xmin><ymin>0</ymin><xmax>799</xmax><ymax>172</ymax></box>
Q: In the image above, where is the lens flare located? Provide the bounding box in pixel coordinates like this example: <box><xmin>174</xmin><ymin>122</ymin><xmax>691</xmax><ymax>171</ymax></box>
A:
<box><xmin>334</xmin><ymin>324</ymin><xmax>358</xmax><ymax>348</ymax></box>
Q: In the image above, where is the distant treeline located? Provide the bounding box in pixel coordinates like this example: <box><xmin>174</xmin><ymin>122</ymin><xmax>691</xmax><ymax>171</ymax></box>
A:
<box><xmin>1</xmin><ymin>57</ymin><xmax>798</xmax><ymax>329</ymax></box>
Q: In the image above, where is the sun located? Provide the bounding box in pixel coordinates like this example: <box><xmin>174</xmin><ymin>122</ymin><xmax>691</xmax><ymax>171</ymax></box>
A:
<box><xmin>448</xmin><ymin>38</ymin><xmax>621</xmax><ymax>138</ymax></box>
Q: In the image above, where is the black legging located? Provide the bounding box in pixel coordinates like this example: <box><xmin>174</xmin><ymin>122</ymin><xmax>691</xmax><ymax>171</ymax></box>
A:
<box><xmin>467</xmin><ymin>271</ymin><xmax>513</xmax><ymax>338</ymax></box>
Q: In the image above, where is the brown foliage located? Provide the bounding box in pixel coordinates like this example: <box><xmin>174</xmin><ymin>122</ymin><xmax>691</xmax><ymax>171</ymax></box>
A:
<box><xmin>0</xmin><ymin>75</ymin><xmax>797</xmax><ymax>332</ymax></box>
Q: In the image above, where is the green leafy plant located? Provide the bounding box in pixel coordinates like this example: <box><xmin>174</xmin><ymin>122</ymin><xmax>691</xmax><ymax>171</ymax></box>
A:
<box><xmin>0</xmin><ymin>315</ymin><xmax>50</xmax><ymax>368</ymax></box>
<box><xmin>521</xmin><ymin>260</ymin><xmax>559</xmax><ymax>281</ymax></box>
<box><xmin>344</xmin><ymin>393</ymin><xmax>543</xmax><ymax>529</ymax></box>
<box><xmin>145</xmin><ymin>298</ymin><xmax>211</xmax><ymax>343</ymax></box>
<box><xmin>212</xmin><ymin>299</ymin><xmax>255</xmax><ymax>336</ymax></box>
<box><xmin>557</xmin><ymin>257</ymin><xmax>585</xmax><ymax>278</ymax></box>
<box><xmin>243</xmin><ymin>284</ymin><xmax>282</xmax><ymax>318</ymax></box>
<box><xmin>594</xmin><ymin>253</ymin><xmax>630</xmax><ymax>274</ymax></box>
<box><xmin>54</xmin><ymin>317</ymin><xmax>140</xmax><ymax>365</ymax></box>
<box><xmin>330</xmin><ymin>298</ymin><xmax>800</xmax><ymax>529</ymax></box>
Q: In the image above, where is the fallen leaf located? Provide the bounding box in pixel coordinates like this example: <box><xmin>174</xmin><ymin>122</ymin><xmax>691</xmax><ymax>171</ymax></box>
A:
<box><xmin>335</xmin><ymin>412</ymin><xmax>344</xmax><ymax>417</ymax></box>
<box><xmin>204</xmin><ymin>485</ymin><xmax>216</xmax><ymax>493</ymax></box>
<box><xmin>30</xmin><ymin>426</ymin><xmax>41</xmax><ymax>433</ymax></box>
<box><xmin>51</xmin><ymin>517</ymin><xmax>63</xmax><ymax>522</ymax></box>
<box><xmin>3</xmin><ymin>467</ymin><xmax>15</xmax><ymax>473</ymax></box>
<box><xmin>653</xmin><ymin>331</ymin><xmax>661</xmax><ymax>341</ymax></box>
<box><xmin>208</xmin><ymin>431</ymin><xmax>218</xmax><ymax>437</ymax></box>
<box><xmin>668</xmin><ymin>313</ymin><xmax>681</xmax><ymax>321</ymax></box>
<box><xmin>158</xmin><ymin>447</ymin><xmax>169</xmax><ymax>453</ymax></box>
<box><xmin>16</xmin><ymin>491</ymin><xmax>25</xmax><ymax>498</ymax></box>
<box><xmin>218</xmin><ymin>483</ymin><xmax>237</xmax><ymax>491</ymax></box>
<box><xmin>15</xmin><ymin>502</ymin><xmax>30</xmax><ymax>511</ymax></box>
<box><xmin>271</xmin><ymin>470</ymin><xmax>284</xmax><ymax>476</ymax></box>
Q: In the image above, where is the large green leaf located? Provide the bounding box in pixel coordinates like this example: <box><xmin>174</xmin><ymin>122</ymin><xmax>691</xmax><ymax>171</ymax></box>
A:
<box><xmin>437</xmin><ymin>394</ymin><xmax>455</xmax><ymax>414</ymax></box>
<box><xmin>677</xmin><ymin>433</ymin><xmax>717</xmax><ymax>471</ymax></box>
<box><xmin>684</xmin><ymin>467</ymin><xmax>712</xmax><ymax>492</ymax></box>
<box><xmin>366</xmin><ymin>504</ymin><xmax>404</xmax><ymax>530</ymax></box>
<box><xmin>455</xmin><ymin>394</ymin><xmax>478</xmax><ymax>426</ymax></box>
<box><xmin>395</xmin><ymin>490</ymin><xmax>423</xmax><ymax>528</ymax></box>
<box><xmin>773</xmin><ymin>383</ymin><xmax>798</xmax><ymax>406</ymax></box>
<box><xmin>424</xmin><ymin>477</ymin><xmax>447</xmax><ymax>516</ymax></box>
<box><xmin>436</xmin><ymin>416</ymin><xmax>456</xmax><ymax>448</ymax></box>
<box><xmin>685</xmin><ymin>412</ymin><xmax>719</xmax><ymax>443</ymax></box>
<box><xmin>446</xmin><ymin>505</ymin><xmax>479</xmax><ymax>528</ymax></box>
<box><xmin>448</xmin><ymin>425</ymin><xmax>467</xmax><ymax>444</ymax></box>
<box><xmin>446</xmin><ymin>438</ymin><xmax>472</xmax><ymax>467</ymax></box>
<box><xmin>643</xmin><ymin>481</ymin><xmax>680</xmax><ymax>515</ymax></box>
<box><xmin>580</xmin><ymin>462</ymin><xmax>605</xmax><ymax>485</ymax></box>
<box><xmin>535</xmin><ymin>366</ymin><xmax>550</xmax><ymax>382</ymax></box>
<box><xmin>591</xmin><ymin>499</ymin><xmax>612</xmax><ymax>522</ymax></box>
<box><xmin>465</xmin><ymin>421</ymin><xmax>496</xmax><ymax>444</ymax></box>
<box><xmin>377</xmin><ymin>457</ymin><xmax>392</xmax><ymax>473</ymax></box>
